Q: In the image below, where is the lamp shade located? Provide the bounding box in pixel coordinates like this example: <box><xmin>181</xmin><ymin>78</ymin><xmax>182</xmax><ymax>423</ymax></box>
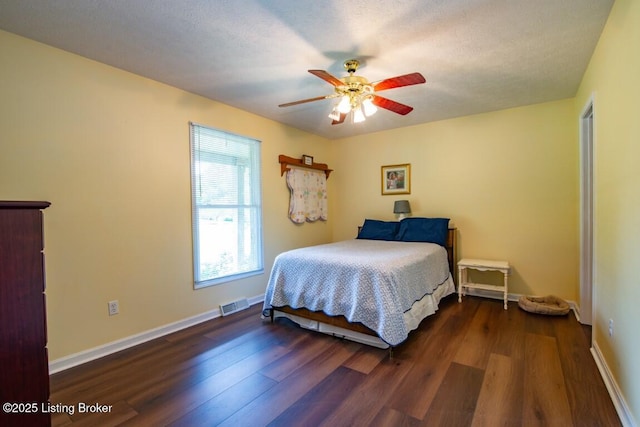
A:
<box><xmin>393</xmin><ymin>200</ymin><xmax>411</xmax><ymax>214</ymax></box>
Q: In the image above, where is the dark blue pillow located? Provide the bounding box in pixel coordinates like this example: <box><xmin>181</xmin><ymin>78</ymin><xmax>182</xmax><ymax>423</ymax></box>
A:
<box><xmin>357</xmin><ymin>219</ymin><xmax>400</xmax><ymax>241</ymax></box>
<box><xmin>396</xmin><ymin>217</ymin><xmax>450</xmax><ymax>246</ymax></box>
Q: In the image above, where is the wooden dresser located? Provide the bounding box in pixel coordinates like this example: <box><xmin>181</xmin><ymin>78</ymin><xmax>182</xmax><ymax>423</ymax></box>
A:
<box><xmin>0</xmin><ymin>201</ymin><xmax>51</xmax><ymax>426</ymax></box>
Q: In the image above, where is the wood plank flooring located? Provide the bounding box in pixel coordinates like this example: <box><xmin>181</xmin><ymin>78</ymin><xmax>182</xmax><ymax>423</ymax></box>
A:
<box><xmin>49</xmin><ymin>296</ymin><xmax>621</xmax><ymax>426</ymax></box>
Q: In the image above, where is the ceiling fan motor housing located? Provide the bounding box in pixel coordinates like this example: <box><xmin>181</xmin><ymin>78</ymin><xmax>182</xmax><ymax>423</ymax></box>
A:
<box><xmin>336</xmin><ymin>75</ymin><xmax>374</xmax><ymax>109</ymax></box>
<box><xmin>340</xmin><ymin>75</ymin><xmax>372</xmax><ymax>93</ymax></box>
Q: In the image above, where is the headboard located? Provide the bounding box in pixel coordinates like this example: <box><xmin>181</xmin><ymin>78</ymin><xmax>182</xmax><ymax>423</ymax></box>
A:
<box><xmin>445</xmin><ymin>228</ymin><xmax>457</xmax><ymax>282</ymax></box>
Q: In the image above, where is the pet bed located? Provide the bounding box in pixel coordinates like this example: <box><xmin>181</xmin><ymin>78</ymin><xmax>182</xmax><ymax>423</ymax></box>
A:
<box><xmin>518</xmin><ymin>295</ymin><xmax>570</xmax><ymax>316</ymax></box>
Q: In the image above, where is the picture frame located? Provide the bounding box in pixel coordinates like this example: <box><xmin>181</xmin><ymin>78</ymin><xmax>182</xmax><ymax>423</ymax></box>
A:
<box><xmin>381</xmin><ymin>164</ymin><xmax>411</xmax><ymax>195</ymax></box>
<box><xmin>302</xmin><ymin>154</ymin><xmax>314</xmax><ymax>166</ymax></box>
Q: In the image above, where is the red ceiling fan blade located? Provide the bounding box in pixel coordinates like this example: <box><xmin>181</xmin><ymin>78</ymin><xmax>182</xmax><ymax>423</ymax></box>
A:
<box><xmin>331</xmin><ymin>113</ymin><xmax>347</xmax><ymax>125</ymax></box>
<box><xmin>372</xmin><ymin>95</ymin><xmax>414</xmax><ymax>115</ymax></box>
<box><xmin>278</xmin><ymin>95</ymin><xmax>332</xmax><ymax>108</ymax></box>
<box><xmin>308</xmin><ymin>70</ymin><xmax>344</xmax><ymax>87</ymax></box>
<box><xmin>373</xmin><ymin>72</ymin><xmax>425</xmax><ymax>92</ymax></box>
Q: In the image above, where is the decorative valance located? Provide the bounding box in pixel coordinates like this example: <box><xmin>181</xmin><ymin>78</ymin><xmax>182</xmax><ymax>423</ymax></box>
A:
<box><xmin>286</xmin><ymin>167</ymin><xmax>327</xmax><ymax>224</ymax></box>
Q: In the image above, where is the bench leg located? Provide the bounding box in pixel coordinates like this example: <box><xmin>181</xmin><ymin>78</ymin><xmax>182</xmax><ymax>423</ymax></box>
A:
<box><xmin>458</xmin><ymin>267</ymin><xmax>465</xmax><ymax>303</ymax></box>
<box><xmin>503</xmin><ymin>273</ymin><xmax>508</xmax><ymax>310</ymax></box>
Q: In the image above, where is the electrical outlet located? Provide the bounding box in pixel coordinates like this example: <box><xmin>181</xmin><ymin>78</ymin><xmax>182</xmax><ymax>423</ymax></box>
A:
<box><xmin>108</xmin><ymin>300</ymin><xmax>119</xmax><ymax>316</ymax></box>
<box><xmin>608</xmin><ymin>319</ymin><xmax>614</xmax><ymax>337</ymax></box>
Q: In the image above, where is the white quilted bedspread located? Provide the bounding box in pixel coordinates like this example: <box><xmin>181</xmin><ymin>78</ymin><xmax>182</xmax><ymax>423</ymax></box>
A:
<box><xmin>263</xmin><ymin>239</ymin><xmax>452</xmax><ymax>346</ymax></box>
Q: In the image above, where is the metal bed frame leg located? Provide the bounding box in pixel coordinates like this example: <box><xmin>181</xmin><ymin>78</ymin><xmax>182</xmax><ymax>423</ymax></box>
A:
<box><xmin>262</xmin><ymin>307</ymin><xmax>274</xmax><ymax>323</ymax></box>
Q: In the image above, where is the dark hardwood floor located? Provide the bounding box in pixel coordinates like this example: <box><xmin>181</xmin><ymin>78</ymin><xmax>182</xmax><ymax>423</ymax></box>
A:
<box><xmin>49</xmin><ymin>296</ymin><xmax>621</xmax><ymax>426</ymax></box>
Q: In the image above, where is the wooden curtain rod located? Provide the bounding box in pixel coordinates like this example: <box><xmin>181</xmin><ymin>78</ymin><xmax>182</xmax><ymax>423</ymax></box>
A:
<box><xmin>278</xmin><ymin>154</ymin><xmax>333</xmax><ymax>179</ymax></box>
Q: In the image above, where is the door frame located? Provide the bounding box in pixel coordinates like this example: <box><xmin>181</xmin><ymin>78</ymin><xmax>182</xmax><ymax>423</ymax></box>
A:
<box><xmin>579</xmin><ymin>95</ymin><xmax>595</xmax><ymax>326</ymax></box>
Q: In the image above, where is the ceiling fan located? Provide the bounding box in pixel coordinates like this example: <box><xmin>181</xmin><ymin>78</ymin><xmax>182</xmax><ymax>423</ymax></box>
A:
<box><xmin>279</xmin><ymin>59</ymin><xmax>426</xmax><ymax>125</ymax></box>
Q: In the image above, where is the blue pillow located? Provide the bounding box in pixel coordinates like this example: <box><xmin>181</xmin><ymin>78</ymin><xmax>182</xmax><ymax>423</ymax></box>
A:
<box><xmin>357</xmin><ymin>219</ymin><xmax>400</xmax><ymax>241</ymax></box>
<box><xmin>396</xmin><ymin>217</ymin><xmax>450</xmax><ymax>246</ymax></box>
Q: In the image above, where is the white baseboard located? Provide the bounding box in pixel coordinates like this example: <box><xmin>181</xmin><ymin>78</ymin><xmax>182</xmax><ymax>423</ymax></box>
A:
<box><xmin>591</xmin><ymin>342</ymin><xmax>637</xmax><ymax>427</ymax></box>
<box><xmin>462</xmin><ymin>288</ymin><xmax>578</xmax><ymax>313</ymax></box>
<box><xmin>49</xmin><ymin>294</ymin><xmax>265</xmax><ymax>374</ymax></box>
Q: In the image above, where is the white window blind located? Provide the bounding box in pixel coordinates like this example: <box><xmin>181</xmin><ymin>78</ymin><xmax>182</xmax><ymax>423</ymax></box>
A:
<box><xmin>190</xmin><ymin>122</ymin><xmax>263</xmax><ymax>288</ymax></box>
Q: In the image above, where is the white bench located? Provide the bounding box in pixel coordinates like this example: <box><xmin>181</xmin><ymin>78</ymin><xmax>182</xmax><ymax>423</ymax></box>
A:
<box><xmin>457</xmin><ymin>258</ymin><xmax>510</xmax><ymax>310</ymax></box>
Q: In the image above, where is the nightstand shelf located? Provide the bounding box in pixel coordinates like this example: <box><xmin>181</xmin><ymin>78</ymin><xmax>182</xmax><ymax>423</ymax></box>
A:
<box><xmin>458</xmin><ymin>258</ymin><xmax>510</xmax><ymax>310</ymax></box>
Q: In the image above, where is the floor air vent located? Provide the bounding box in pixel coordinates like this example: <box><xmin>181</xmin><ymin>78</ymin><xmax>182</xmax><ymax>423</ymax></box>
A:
<box><xmin>220</xmin><ymin>298</ymin><xmax>250</xmax><ymax>316</ymax></box>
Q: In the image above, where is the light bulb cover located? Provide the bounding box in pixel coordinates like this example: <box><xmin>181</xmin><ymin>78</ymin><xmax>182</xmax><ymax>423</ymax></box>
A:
<box><xmin>337</xmin><ymin>96</ymin><xmax>351</xmax><ymax>113</ymax></box>
<box><xmin>328</xmin><ymin>108</ymin><xmax>341</xmax><ymax>121</ymax></box>
<box><xmin>362</xmin><ymin>98</ymin><xmax>378</xmax><ymax>116</ymax></box>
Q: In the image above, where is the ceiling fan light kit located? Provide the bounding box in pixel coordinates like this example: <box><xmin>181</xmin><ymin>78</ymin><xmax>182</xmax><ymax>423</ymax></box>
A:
<box><xmin>279</xmin><ymin>59</ymin><xmax>426</xmax><ymax>125</ymax></box>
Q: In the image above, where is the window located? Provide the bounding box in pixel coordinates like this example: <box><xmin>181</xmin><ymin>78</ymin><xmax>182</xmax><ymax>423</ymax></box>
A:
<box><xmin>190</xmin><ymin>122</ymin><xmax>263</xmax><ymax>288</ymax></box>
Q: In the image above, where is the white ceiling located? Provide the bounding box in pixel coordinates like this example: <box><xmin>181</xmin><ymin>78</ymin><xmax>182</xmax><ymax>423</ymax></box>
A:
<box><xmin>0</xmin><ymin>0</ymin><xmax>614</xmax><ymax>139</ymax></box>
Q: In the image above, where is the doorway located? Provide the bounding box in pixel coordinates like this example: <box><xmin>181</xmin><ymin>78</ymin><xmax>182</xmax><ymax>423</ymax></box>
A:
<box><xmin>579</xmin><ymin>98</ymin><xmax>594</xmax><ymax>326</ymax></box>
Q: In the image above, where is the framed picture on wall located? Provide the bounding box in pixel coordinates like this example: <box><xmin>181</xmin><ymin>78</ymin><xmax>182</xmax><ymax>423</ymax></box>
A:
<box><xmin>381</xmin><ymin>164</ymin><xmax>411</xmax><ymax>195</ymax></box>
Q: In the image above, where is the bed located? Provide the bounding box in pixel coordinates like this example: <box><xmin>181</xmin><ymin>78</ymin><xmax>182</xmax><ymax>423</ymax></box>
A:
<box><xmin>263</xmin><ymin>217</ymin><xmax>457</xmax><ymax>349</ymax></box>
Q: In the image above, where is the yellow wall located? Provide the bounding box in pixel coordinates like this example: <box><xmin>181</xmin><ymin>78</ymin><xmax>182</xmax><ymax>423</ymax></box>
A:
<box><xmin>0</xmin><ymin>30</ymin><xmax>334</xmax><ymax>360</ymax></box>
<box><xmin>575</xmin><ymin>0</ymin><xmax>640</xmax><ymax>422</ymax></box>
<box><xmin>332</xmin><ymin>100</ymin><xmax>579</xmax><ymax>300</ymax></box>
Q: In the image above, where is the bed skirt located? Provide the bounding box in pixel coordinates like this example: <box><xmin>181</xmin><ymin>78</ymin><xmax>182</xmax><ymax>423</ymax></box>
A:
<box><xmin>271</xmin><ymin>274</ymin><xmax>456</xmax><ymax>349</ymax></box>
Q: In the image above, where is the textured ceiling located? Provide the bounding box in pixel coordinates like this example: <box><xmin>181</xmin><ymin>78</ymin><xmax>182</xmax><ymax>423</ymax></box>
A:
<box><xmin>0</xmin><ymin>0</ymin><xmax>613</xmax><ymax>139</ymax></box>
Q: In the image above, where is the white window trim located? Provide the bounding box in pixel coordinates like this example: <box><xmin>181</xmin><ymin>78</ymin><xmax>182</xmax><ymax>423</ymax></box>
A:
<box><xmin>189</xmin><ymin>122</ymin><xmax>264</xmax><ymax>289</ymax></box>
